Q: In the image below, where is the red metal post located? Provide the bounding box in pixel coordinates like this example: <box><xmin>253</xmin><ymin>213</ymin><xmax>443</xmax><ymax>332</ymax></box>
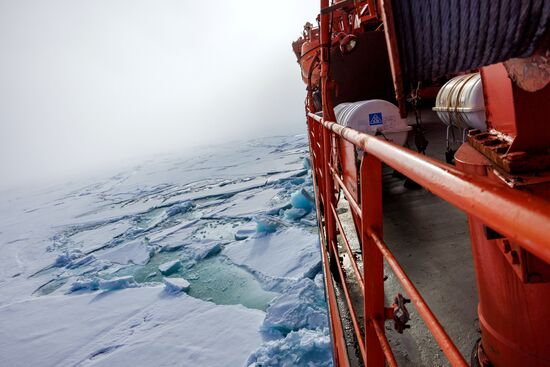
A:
<box><xmin>307</xmin><ymin>109</ymin><xmax>350</xmax><ymax>366</ymax></box>
<box><xmin>360</xmin><ymin>153</ymin><xmax>385</xmax><ymax>366</ymax></box>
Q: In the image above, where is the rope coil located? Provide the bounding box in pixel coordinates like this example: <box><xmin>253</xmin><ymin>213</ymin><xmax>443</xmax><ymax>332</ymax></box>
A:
<box><xmin>391</xmin><ymin>0</ymin><xmax>550</xmax><ymax>85</ymax></box>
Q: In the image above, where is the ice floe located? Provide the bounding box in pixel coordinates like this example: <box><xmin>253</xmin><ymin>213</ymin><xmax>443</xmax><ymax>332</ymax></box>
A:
<box><xmin>158</xmin><ymin>260</ymin><xmax>182</xmax><ymax>275</ymax></box>
<box><xmin>246</xmin><ymin>328</ymin><xmax>333</xmax><ymax>367</ymax></box>
<box><xmin>290</xmin><ymin>188</ymin><xmax>315</xmax><ymax>213</ymax></box>
<box><xmin>223</xmin><ymin>227</ymin><xmax>323</xmax><ymax>286</ymax></box>
<box><xmin>0</xmin><ymin>135</ymin><xmax>332</xmax><ymax>366</ymax></box>
<box><xmin>99</xmin><ymin>275</ymin><xmax>137</xmax><ymax>291</ymax></box>
<box><xmin>163</xmin><ymin>277</ymin><xmax>190</xmax><ymax>293</ymax></box>
<box><xmin>262</xmin><ymin>277</ymin><xmax>328</xmax><ymax>337</ymax></box>
<box><xmin>96</xmin><ymin>238</ymin><xmax>151</xmax><ymax>265</ymax></box>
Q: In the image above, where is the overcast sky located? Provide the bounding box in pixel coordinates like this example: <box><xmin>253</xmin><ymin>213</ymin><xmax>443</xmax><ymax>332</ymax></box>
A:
<box><xmin>0</xmin><ymin>0</ymin><xmax>317</xmax><ymax>189</ymax></box>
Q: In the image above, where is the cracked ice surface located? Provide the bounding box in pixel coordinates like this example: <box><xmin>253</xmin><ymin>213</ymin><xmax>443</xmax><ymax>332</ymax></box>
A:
<box><xmin>0</xmin><ymin>135</ymin><xmax>333</xmax><ymax>366</ymax></box>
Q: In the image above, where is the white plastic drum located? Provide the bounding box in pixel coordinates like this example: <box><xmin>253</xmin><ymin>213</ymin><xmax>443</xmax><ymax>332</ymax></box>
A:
<box><xmin>433</xmin><ymin>73</ymin><xmax>487</xmax><ymax>130</ymax></box>
<box><xmin>334</xmin><ymin>100</ymin><xmax>412</xmax><ymax>146</ymax></box>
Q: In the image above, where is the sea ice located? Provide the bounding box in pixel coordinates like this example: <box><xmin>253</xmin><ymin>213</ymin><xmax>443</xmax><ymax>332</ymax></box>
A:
<box><xmin>53</xmin><ymin>251</ymin><xmax>82</xmax><ymax>268</ymax></box>
<box><xmin>165</xmin><ymin>200</ymin><xmax>194</xmax><ymax>217</ymax></box>
<box><xmin>0</xmin><ymin>134</ymin><xmax>333</xmax><ymax>366</ymax></box>
<box><xmin>0</xmin><ymin>286</ymin><xmax>265</xmax><ymax>367</ymax></box>
<box><xmin>224</xmin><ymin>227</ymin><xmax>321</xmax><ymax>282</ymax></box>
<box><xmin>235</xmin><ymin>228</ymin><xmax>256</xmax><ymax>241</ymax></box>
<box><xmin>262</xmin><ymin>278</ymin><xmax>328</xmax><ymax>337</ymax></box>
<box><xmin>300</xmin><ymin>218</ymin><xmax>317</xmax><ymax>227</ymax></box>
<box><xmin>70</xmin><ymin>219</ymin><xmax>134</xmax><ymax>254</ymax></box>
<box><xmin>185</xmin><ymin>241</ymin><xmax>222</xmax><ymax>260</ymax></box>
<box><xmin>163</xmin><ymin>277</ymin><xmax>190</xmax><ymax>293</ymax></box>
<box><xmin>266</xmin><ymin>202</ymin><xmax>292</xmax><ymax>216</ymax></box>
<box><xmin>303</xmin><ymin>157</ymin><xmax>311</xmax><ymax>170</ymax></box>
<box><xmin>254</xmin><ymin>216</ymin><xmax>280</xmax><ymax>234</ymax></box>
<box><xmin>283</xmin><ymin>208</ymin><xmax>307</xmax><ymax>221</ymax></box>
<box><xmin>159</xmin><ymin>242</ymin><xmax>185</xmax><ymax>252</ymax></box>
<box><xmin>290</xmin><ymin>188</ymin><xmax>314</xmax><ymax>212</ymax></box>
<box><xmin>67</xmin><ymin>254</ymin><xmax>95</xmax><ymax>269</ymax></box>
<box><xmin>68</xmin><ymin>277</ymin><xmax>100</xmax><ymax>293</ymax></box>
<box><xmin>98</xmin><ymin>276</ymin><xmax>137</xmax><ymax>291</ymax></box>
<box><xmin>96</xmin><ymin>238</ymin><xmax>150</xmax><ymax>265</ymax></box>
<box><xmin>246</xmin><ymin>328</ymin><xmax>333</xmax><ymax>367</ymax></box>
<box><xmin>158</xmin><ymin>260</ymin><xmax>182</xmax><ymax>275</ymax></box>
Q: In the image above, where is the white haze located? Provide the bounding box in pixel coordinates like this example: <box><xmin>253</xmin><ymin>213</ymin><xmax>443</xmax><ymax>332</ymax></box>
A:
<box><xmin>0</xmin><ymin>0</ymin><xmax>317</xmax><ymax>189</ymax></box>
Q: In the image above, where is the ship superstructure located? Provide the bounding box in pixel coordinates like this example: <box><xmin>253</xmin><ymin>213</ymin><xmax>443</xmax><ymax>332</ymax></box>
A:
<box><xmin>294</xmin><ymin>1</ymin><xmax>550</xmax><ymax>366</ymax></box>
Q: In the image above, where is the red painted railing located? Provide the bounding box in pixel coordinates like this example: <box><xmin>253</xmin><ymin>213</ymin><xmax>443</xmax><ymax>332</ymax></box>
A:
<box><xmin>306</xmin><ymin>112</ymin><xmax>550</xmax><ymax>367</ymax></box>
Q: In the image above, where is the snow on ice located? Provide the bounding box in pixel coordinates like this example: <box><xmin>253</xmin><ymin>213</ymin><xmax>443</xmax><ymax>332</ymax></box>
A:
<box><xmin>158</xmin><ymin>259</ymin><xmax>183</xmax><ymax>275</ymax></box>
<box><xmin>0</xmin><ymin>135</ymin><xmax>332</xmax><ymax>366</ymax></box>
<box><xmin>246</xmin><ymin>328</ymin><xmax>333</xmax><ymax>367</ymax></box>
<box><xmin>163</xmin><ymin>277</ymin><xmax>190</xmax><ymax>293</ymax></box>
<box><xmin>223</xmin><ymin>227</ymin><xmax>323</xmax><ymax>287</ymax></box>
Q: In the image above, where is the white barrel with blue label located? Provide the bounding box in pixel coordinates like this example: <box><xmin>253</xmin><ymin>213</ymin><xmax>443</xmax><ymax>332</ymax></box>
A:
<box><xmin>334</xmin><ymin>100</ymin><xmax>412</xmax><ymax>146</ymax></box>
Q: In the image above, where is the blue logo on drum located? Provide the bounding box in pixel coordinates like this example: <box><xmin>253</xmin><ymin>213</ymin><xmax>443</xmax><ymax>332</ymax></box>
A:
<box><xmin>369</xmin><ymin>112</ymin><xmax>383</xmax><ymax>126</ymax></box>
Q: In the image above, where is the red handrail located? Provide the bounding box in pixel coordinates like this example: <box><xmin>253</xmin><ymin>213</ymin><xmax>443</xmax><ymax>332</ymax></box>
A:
<box><xmin>307</xmin><ymin>112</ymin><xmax>550</xmax><ymax>367</ymax></box>
<box><xmin>309</xmin><ymin>112</ymin><xmax>550</xmax><ymax>264</ymax></box>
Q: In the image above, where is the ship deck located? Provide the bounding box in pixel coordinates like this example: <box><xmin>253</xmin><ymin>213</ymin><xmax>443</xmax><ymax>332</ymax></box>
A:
<box><xmin>331</xmin><ymin>112</ymin><xmax>479</xmax><ymax>366</ymax></box>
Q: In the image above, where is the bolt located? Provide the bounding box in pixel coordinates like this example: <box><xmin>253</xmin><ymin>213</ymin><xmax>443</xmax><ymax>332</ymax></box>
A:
<box><xmin>511</xmin><ymin>250</ymin><xmax>520</xmax><ymax>265</ymax></box>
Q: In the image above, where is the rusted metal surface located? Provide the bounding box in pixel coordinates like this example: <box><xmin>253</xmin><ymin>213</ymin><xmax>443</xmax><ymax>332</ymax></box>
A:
<box><xmin>391</xmin><ymin>293</ymin><xmax>410</xmax><ymax>334</ymax></box>
<box><xmin>468</xmin><ymin>128</ymin><xmax>550</xmax><ymax>174</ymax></box>
<box><xmin>481</xmin><ymin>63</ymin><xmax>550</xmax><ymax>158</ymax></box>
<box><xmin>504</xmin><ymin>50</ymin><xmax>550</xmax><ymax>92</ymax></box>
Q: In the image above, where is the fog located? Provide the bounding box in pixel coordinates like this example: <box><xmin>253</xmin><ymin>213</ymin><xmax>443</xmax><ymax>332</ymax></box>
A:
<box><xmin>0</xmin><ymin>0</ymin><xmax>317</xmax><ymax>189</ymax></box>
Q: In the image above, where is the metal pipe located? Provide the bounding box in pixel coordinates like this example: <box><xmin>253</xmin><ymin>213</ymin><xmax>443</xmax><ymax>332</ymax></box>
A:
<box><xmin>370</xmin><ymin>231</ymin><xmax>468</xmax><ymax>367</ymax></box>
<box><xmin>309</xmin><ymin>113</ymin><xmax>550</xmax><ymax>264</ymax></box>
